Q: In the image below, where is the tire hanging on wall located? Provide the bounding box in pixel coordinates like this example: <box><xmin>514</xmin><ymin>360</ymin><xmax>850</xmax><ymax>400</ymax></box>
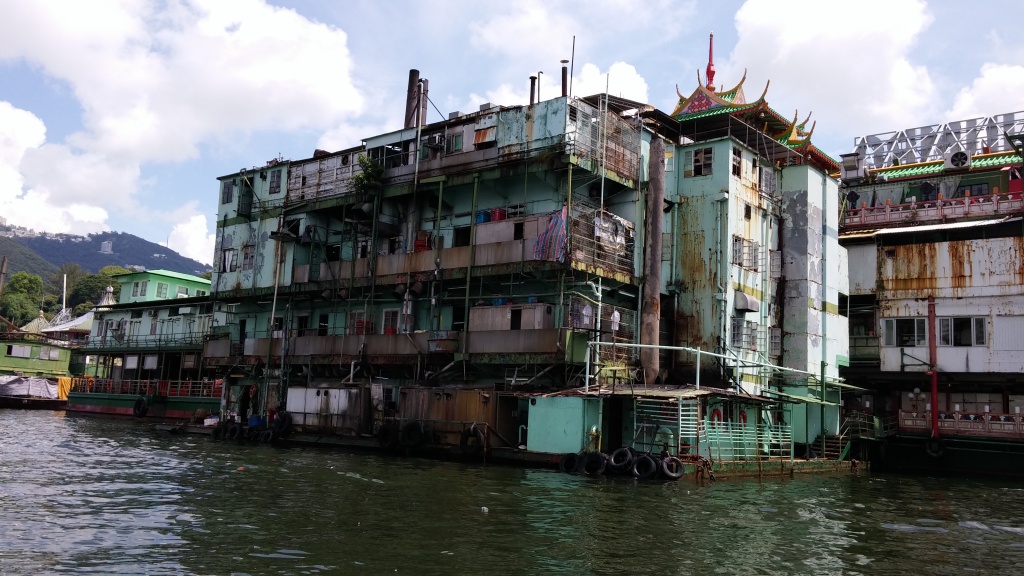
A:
<box><xmin>632</xmin><ymin>453</ymin><xmax>659</xmax><ymax>480</ymax></box>
<box><xmin>460</xmin><ymin>426</ymin><xmax>486</xmax><ymax>459</ymax></box>
<box><xmin>559</xmin><ymin>452</ymin><xmax>581</xmax><ymax>473</ymax></box>
<box><xmin>132</xmin><ymin>396</ymin><xmax>149</xmax><ymax>418</ymax></box>
<box><xmin>661</xmin><ymin>456</ymin><xmax>685</xmax><ymax>480</ymax></box>
<box><xmin>377</xmin><ymin>422</ymin><xmax>400</xmax><ymax>450</ymax></box>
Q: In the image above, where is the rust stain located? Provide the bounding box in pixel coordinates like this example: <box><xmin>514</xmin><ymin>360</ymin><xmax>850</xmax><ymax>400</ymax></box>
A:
<box><xmin>948</xmin><ymin>240</ymin><xmax>972</xmax><ymax>294</ymax></box>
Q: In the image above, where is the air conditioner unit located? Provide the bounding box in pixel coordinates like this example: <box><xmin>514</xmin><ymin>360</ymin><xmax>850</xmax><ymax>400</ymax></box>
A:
<box><xmin>426</xmin><ymin>134</ymin><xmax>444</xmax><ymax>148</ymax></box>
<box><xmin>147</xmin><ymin>310</ymin><xmax>158</xmax><ymax>317</ymax></box>
<box><xmin>944</xmin><ymin>150</ymin><xmax>972</xmax><ymax>170</ymax></box>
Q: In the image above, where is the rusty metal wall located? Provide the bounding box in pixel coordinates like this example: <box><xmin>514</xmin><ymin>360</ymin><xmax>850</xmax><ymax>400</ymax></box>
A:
<box><xmin>397</xmin><ymin>387</ymin><xmax>499</xmax><ymax>446</ymax></box>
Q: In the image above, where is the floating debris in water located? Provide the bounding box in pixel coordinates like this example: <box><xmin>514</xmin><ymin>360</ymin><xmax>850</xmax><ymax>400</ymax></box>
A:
<box><xmin>481</xmin><ymin>506</ymin><xmax>489</xmax><ymax>513</ymax></box>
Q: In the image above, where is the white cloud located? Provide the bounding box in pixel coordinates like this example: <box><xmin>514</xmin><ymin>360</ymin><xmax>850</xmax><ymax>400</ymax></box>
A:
<box><xmin>574</xmin><ymin>62</ymin><xmax>649</xmax><ymax>102</ymax></box>
<box><xmin>0</xmin><ymin>0</ymin><xmax>363</xmax><ymax>239</ymax></box>
<box><xmin>946</xmin><ymin>63</ymin><xmax>1024</xmax><ymax>120</ymax></box>
<box><xmin>166</xmin><ymin>209</ymin><xmax>215</xmax><ymax>266</ymax></box>
<box><xmin>726</xmin><ymin>0</ymin><xmax>937</xmax><ymax>154</ymax></box>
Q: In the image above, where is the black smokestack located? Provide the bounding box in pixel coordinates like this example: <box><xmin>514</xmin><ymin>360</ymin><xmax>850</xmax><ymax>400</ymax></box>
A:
<box><xmin>404</xmin><ymin>69</ymin><xmax>420</xmax><ymax>129</ymax></box>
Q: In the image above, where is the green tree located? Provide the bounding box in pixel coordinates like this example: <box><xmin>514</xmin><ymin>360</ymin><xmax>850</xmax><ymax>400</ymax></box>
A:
<box><xmin>5</xmin><ymin>271</ymin><xmax>44</xmax><ymax>301</ymax></box>
<box><xmin>73</xmin><ymin>301</ymin><xmax>95</xmax><ymax>316</ymax></box>
<box><xmin>199</xmin><ymin>270</ymin><xmax>213</xmax><ymax>280</ymax></box>
<box><xmin>50</xmin><ymin>263</ymin><xmax>88</xmax><ymax>295</ymax></box>
<box><xmin>349</xmin><ymin>154</ymin><xmax>385</xmax><ymax>195</ymax></box>
<box><xmin>0</xmin><ymin>292</ymin><xmax>39</xmax><ymax>327</ymax></box>
<box><xmin>69</xmin><ymin>274</ymin><xmax>116</xmax><ymax>308</ymax></box>
<box><xmin>98</xmin><ymin>265</ymin><xmax>131</xmax><ymax>277</ymax></box>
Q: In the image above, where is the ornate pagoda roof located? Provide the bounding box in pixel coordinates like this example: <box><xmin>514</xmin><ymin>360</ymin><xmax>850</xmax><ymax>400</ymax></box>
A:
<box><xmin>671</xmin><ymin>33</ymin><xmax>838</xmax><ymax>173</ymax></box>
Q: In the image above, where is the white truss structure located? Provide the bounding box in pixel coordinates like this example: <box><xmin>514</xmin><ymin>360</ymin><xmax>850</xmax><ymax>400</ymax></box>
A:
<box><xmin>853</xmin><ymin>111</ymin><xmax>1024</xmax><ymax>169</ymax></box>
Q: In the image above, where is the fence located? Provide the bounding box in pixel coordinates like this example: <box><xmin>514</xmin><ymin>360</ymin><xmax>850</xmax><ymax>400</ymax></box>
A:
<box><xmin>899</xmin><ymin>410</ymin><xmax>1024</xmax><ymax>439</ymax></box>
<box><xmin>70</xmin><ymin>377</ymin><xmax>222</xmax><ymax>398</ymax></box>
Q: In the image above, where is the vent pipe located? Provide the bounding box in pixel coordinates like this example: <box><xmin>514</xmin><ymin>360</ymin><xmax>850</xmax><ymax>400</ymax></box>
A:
<box><xmin>404</xmin><ymin>69</ymin><xmax>420</xmax><ymax>129</ymax></box>
<box><xmin>561</xmin><ymin>60</ymin><xmax>569</xmax><ymax>98</ymax></box>
<box><xmin>529</xmin><ymin>76</ymin><xmax>537</xmax><ymax>106</ymax></box>
<box><xmin>419</xmin><ymin>78</ymin><xmax>429</xmax><ymax>127</ymax></box>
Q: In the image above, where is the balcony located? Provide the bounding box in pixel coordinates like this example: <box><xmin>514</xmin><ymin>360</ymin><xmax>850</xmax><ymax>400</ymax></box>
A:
<box><xmin>842</xmin><ymin>193</ymin><xmax>1024</xmax><ymax>230</ymax></box>
<box><xmin>899</xmin><ymin>410</ymin><xmax>1024</xmax><ymax>440</ymax></box>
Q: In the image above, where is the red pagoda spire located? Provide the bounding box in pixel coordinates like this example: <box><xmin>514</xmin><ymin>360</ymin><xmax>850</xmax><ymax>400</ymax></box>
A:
<box><xmin>705</xmin><ymin>32</ymin><xmax>716</xmax><ymax>91</ymax></box>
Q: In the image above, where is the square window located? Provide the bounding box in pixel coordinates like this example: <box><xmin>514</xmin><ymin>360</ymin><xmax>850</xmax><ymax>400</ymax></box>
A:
<box><xmin>221</xmin><ymin>180</ymin><xmax>234</xmax><ymax>204</ymax></box>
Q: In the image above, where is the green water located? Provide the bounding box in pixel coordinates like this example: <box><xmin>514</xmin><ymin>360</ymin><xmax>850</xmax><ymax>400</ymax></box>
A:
<box><xmin>2</xmin><ymin>410</ymin><xmax>1024</xmax><ymax>575</ymax></box>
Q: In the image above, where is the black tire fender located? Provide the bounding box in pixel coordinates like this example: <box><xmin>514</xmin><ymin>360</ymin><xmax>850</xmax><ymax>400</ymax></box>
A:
<box><xmin>632</xmin><ymin>453</ymin><xmax>659</xmax><ymax>480</ymax></box>
<box><xmin>579</xmin><ymin>452</ymin><xmax>608</xmax><ymax>475</ymax></box>
<box><xmin>377</xmin><ymin>422</ymin><xmax>400</xmax><ymax>450</ymax></box>
<box><xmin>401</xmin><ymin>421</ymin><xmax>425</xmax><ymax>448</ymax></box>
<box><xmin>608</xmin><ymin>447</ymin><xmax>634</xmax><ymax>471</ymax></box>
<box><xmin>260</xmin><ymin>428</ymin><xmax>276</xmax><ymax>444</ymax></box>
<box><xmin>925</xmin><ymin>437</ymin><xmax>944</xmax><ymax>458</ymax></box>
<box><xmin>132</xmin><ymin>396</ymin><xmax>148</xmax><ymax>418</ymax></box>
<box><xmin>661</xmin><ymin>456</ymin><xmax>685</xmax><ymax>480</ymax></box>
<box><xmin>559</xmin><ymin>452</ymin><xmax>581</xmax><ymax>473</ymax></box>
<box><xmin>460</xmin><ymin>426</ymin><xmax>485</xmax><ymax>458</ymax></box>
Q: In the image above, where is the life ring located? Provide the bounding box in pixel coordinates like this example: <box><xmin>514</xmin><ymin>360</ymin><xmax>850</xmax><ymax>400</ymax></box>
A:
<box><xmin>925</xmin><ymin>437</ymin><xmax>944</xmax><ymax>458</ymax></box>
<box><xmin>401</xmin><ymin>421</ymin><xmax>425</xmax><ymax>448</ymax></box>
<box><xmin>738</xmin><ymin>411</ymin><xmax>748</xmax><ymax>426</ymax></box>
<box><xmin>632</xmin><ymin>453</ymin><xmax>659</xmax><ymax>480</ymax></box>
<box><xmin>460</xmin><ymin>426</ymin><xmax>486</xmax><ymax>458</ymax></box>
<box><xmin>377</xmin><ymin>422</ymin><xmax>400</xmax><ymax>450</ymax></box>
<box><xmin>661</xmin><ymin>456</ymin><xmax>685</xmax><ymax>480</ymax></box>
<box><xmin>559</xmin><ymin>452</ymin><xmax>581</xmax><ymax>473</ymax></box>
<box><xmin>132</xmin><ymin>396</ymin><xmax>149</xmax><ymax>418</ymax></box>
<box><xmin>578</xmin><ymin>452</ymin><xmax>608</xmax><ymax>475</ymax></box>
<box><xmin>710</xmin><ymin>408</ymin><xmax>723</xmax><ymax>426</ymax></box>
<box><xmin>226</xmin><ymin>423</ymin><xmax>242</xmax><ymax>440</ymax></box>
<box><xmin>608</xmin><ymin>447</ymin><xmax>634</xmax><ymax>472</ymax></box>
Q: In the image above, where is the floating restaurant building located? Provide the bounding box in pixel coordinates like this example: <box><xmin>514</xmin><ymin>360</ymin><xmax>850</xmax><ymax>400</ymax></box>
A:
<box><xmin>839</xmin><ymin>111</ymin><xmax>1024</xmax><ymax>475</ymax></box>
<box><xmin>198</xmin><ymin>39</ymin><xmax>851</xmax><ymax>473</ymax></box>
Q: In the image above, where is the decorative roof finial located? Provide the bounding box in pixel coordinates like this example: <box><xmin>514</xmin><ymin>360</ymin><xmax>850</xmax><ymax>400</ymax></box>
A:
<box><xmin>706</xmin><ymin>32</ymin><xmax>716</xmax><ymax>91</ymax></box>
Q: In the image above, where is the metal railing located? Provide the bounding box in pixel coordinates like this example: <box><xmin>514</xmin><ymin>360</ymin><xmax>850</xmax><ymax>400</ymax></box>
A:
<box><xmin>842</xmin><ymin>193</ymin><xmax>1024</xmax><ymax>229</ymax></box>
<box><xmin>898</xmin><ymin>410</ymin><xmax>1024</xmax><ymax>439</ymax></box>
<box><xmin>704</xmin><ymin>421</ymin><xmax>793</xmax><ymax>461</ymax></box>
<box><xmin>70</xmin><ymin>377</ymin><xmax>223</xmax><ymax>398</ymax></box>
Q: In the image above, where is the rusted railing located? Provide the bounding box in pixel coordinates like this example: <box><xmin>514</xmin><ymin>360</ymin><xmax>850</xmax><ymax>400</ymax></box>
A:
<box><xmin>70</xmin><ymin>377</ymin><xmax>222</xmax><ymax>398</ymax></box>
<box><xmin>842</xmin><ymin>193</ymin><xmax>1024</xmax><ymax>230</ymax></box>
<box><xmin>899</xmin><ymin>410</ymin><xmax>1024</xmax><ymax>439</ymax></box>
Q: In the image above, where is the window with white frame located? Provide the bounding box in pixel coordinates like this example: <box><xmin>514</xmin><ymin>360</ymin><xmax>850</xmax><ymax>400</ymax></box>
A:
<box><xmin>938</xmin><ymin>317</ymin><xmax>987</xmax><ymax>347</ymax></box>
<box><xmin>241</xmin><ymin>245</ymin><xmax>255</xmax><ymax>271</ymax></box>
<box><xmin>731</xmin><ymin>235</ymin><xmax>760</xmax><ymax>271</ymax></box>
<box><xmin>882</xmin><ymin>318</ymin><xmax>927</xmax><ymax>347</ymax></box>
<box><xmin>156</xmin><ymin>282</ymin><xmax>169</xmax><ymax>298</ymax></box>
<box><xmin>6</xmin><ymin>345</ymin><xmax>31</xmax><ymax>358</ymax></box>
<box><xmin>176</xmin><ymin>286</ymin><xmax>189</xmax><ymax>297</ymax></box>
<box><xmin>769</xmin><ymin>327</ymin><xmax>782</xmax><ymax>357</ymax></box>
<box><xmin>730</xmin><ymin>317</ymin><xmax>758</xmax><ymax>350</ymax></box>
<box><xmin>382</xmin><ymin>309</ymin><xmax>400</xmax><ymax>334</ymax></box>
<box><xmin>349</xmin><ymin>310</ymin><xmax>367</xmax><ymax>334</ymax></box>
<box><xmin>131</xmin><ymin>280</ymin><xmax>148</xmax><ymax>298</ymax></box>
<box><xmin>732</xmin><ymin>147</ymin><xmax>742</xmax><ymax>177</ymax></box>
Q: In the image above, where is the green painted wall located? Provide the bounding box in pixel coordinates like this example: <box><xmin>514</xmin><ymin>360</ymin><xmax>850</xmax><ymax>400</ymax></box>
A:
<box><xmin>525</xmin><ymin>396</ymin><xmax>602</xmax><ymax>454</ymax></box>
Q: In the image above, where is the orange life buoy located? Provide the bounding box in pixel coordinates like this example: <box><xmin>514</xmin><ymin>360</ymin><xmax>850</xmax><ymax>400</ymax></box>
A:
<box><xmin>738</xmin><ymin>411</ymin><xmax>748</xmax><ymax>426</ymax></box>
<box><xmin>710</xmin><ymin>408</ymin><xmax>723</xmax><ymax>425</ymax></box>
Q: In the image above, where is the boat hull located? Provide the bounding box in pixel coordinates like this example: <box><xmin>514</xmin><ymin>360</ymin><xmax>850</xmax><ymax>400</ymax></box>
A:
<box><xmin>67</xmin><ymin>392</ymin><xmax>219</xmax><ymax>421</ymax></box>
<box><xmin>0</xmin><ymin>396</ymin><xmax>68</xmax><ymax>410</ymax></box>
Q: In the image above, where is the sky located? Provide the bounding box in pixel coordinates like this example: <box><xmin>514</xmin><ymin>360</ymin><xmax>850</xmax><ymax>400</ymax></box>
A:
<box><xmin>1</xmin><ymin>0</ymin><xmax>1022</xmax><ymax>266</ymax></box>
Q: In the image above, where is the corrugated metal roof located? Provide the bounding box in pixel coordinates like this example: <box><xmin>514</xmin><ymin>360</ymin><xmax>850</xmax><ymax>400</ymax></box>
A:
<box><xmin>114</xmin><ymin>269</ymin><xmax>211</xmax><ymax>284</ymax></box>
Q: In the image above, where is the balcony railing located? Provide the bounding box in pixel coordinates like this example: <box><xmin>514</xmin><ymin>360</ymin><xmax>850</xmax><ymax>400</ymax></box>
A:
<box><xmin>898</xmin><ymin>410</ymin><xmax>1024</xmax><ymax>440</ymax></box>
<box><xmin>842</xmin><ymin>193</ymin><xmax>1024</xmax><ymax>230</ymax></box>
<box><xmin>70</xmin><ymin>377</ymin><xmax>223</xmax><ymax>398</ymax></box>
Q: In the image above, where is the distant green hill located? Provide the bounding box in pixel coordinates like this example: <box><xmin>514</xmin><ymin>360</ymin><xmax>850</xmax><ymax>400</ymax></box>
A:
<box><xmin>0</xmin><ymin>236</ymin><xmax>60</xmax><ymax>280</ymax></box>
<box><xmin>2</xmin><ymin>231</ymin><xmax>209</xmax><ymax>277</ymax></box>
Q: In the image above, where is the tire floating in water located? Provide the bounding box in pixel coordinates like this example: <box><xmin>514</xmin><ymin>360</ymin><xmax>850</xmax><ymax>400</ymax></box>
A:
<box><xmin>132</xmin><ymin>396</ymin><xmax>148</xmax><ymax>418</ymax></box>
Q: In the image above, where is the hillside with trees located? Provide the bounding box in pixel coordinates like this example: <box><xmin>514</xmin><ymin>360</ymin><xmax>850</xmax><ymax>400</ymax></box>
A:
<box><xmin>10</xmin><ymin>231</ymin><xmax>209</xmax><ymax>276</ymax></box>
<box><xmin>0</xmin><ymin>236</ymin><xmax>59</xmax><ymax>280</ymax></box>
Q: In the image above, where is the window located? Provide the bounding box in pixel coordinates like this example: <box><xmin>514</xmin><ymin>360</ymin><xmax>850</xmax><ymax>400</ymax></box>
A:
<box><xmin>453</xmin><ymin>226</ymin><xmax>471</xmax><ymax>247</ymax></box>
<box><xmin>769</xmin><ymin>327</ymin><xmax>782</xmax><ymax>357</ymax></box>
<box><xmin>349</xmin><ymin>310</ymin><xmax>367</xmax><ymax>334</ymax></box>
<box><xmin>6</xmin><ymin>345</ymin><xmax>32</xmax><ymax>358</ymax></box>
<box><xmin>132</xmin><ymin>280</ymin><xmax>148</xmax><ymax>297</ymax></box>
<box><xmin>269</xmin><ymin>169</ymin><xmax>282</xmax><ymax>194</ymax></box>
<box><xmin>295</xmin><ymin>315</ymin><xmax>309</xmax><ymax>337</ymax></box>
<box><xmin>318</xmin><ymin>313</ymin><xmax>329</xmax><ymax>337</ymax></box>
<box><xmin>684</xmin><ymin>147</ymin><xmax>713</xmax><ymax>177</ymax></box>
<box><xmin>221</xmin><ymin>249</ymin><xmax>236</xmax><ymax>272</ymax></box>
<box><xmin>955</xmin><ymin>182</ymin><xmax>990</xmax><ymax>198</ymax></box>
<box><xmin>241</xmin><ymin>245</ymin><xmax>255</xmax><ymax>271</ymax></box>
<box><xmin>382</xmin><ymin>309</ymin><xmax>400</xmax><ymax>334</ymax></box>
<box><xmin>176</xmin><ymin>286</ymin><xmax>189</xmax><ymax>297</ymax></box>
<box><xmin>221</xmin><ymin>180</ymin><xmax>234</xmax><ymax>204</ymax></box>
<box><xmin>882</xmin><ymin>318</ymin><xmax>926</xmax><ymax>347</ymax></box>
<box><xmin>156</xmin><ymin>282</ymin><xmax>169</xmax><ymax>298</ymax></box>
<box><xmin>938</xmin><ymin>317</ymin><xmax>987</xmax><ymax>347</ymax></box>
<box><xmin>132</xmin><ymin>282</ymin><xmax>140</xmax><ymax>297</ymax></box>
<box><xmin>143</xmin><ymin>355</ymin><xmax>158</xmax><ymax>370</ymax></box>
<box><xmin>195</xmin><ymin>290</ymin><xmax>207</xmax><ymax>297</ymax></box>
<box><xmin>446</xmin><ymin>133</ymin><xmax>463</xmax><ymax>153</ymax></box>
<box><xmin>732</xmin><ymin>235</ymin><xmax>760</xmax><ymax>271</ymax></box>
<box><xmin>664</xmin><ymin>150</ymin><xmax>674</xmax><ymax>172</ymax></box>
<box><xmin>730</xmin><ymin>317</ymin><xmax>757</xmax><ymax>350</ymax></box>
<box><xmin>732</xmin><ymin>147</ymin><xmax>742</xmax><ymax>177</ymax></box>
<box><xmin>744</xmin><ymin>203</ymin><xmax>752</xmax><ymax>220</ymax></box>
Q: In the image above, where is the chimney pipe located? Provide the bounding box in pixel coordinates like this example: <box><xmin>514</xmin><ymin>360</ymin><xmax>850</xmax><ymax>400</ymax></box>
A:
<box><xmin>561</xmin><ymin>60</ymin><xmax>569</xmax><ymax>98</ymax></box>
<box><xmin>404</xmin><ymin>69</ymin><xmax>420</xmax><ymax>129</ymax></box>
<box><xmin>529</xmin><ymin>76</ymin><xmax>537</xmax><ymax>106</ymax></box>
<box><xmin>419</xmin><ymin>78</ymin><xmax>429</xmax><ymax>127</ymax></box>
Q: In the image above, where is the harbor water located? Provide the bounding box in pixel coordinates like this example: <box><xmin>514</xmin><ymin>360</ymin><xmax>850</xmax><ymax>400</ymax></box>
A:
<box><xmin>3</xmin><ymin>410</ymin><xmax>1024</xmax><ymax>575</ymax></box>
